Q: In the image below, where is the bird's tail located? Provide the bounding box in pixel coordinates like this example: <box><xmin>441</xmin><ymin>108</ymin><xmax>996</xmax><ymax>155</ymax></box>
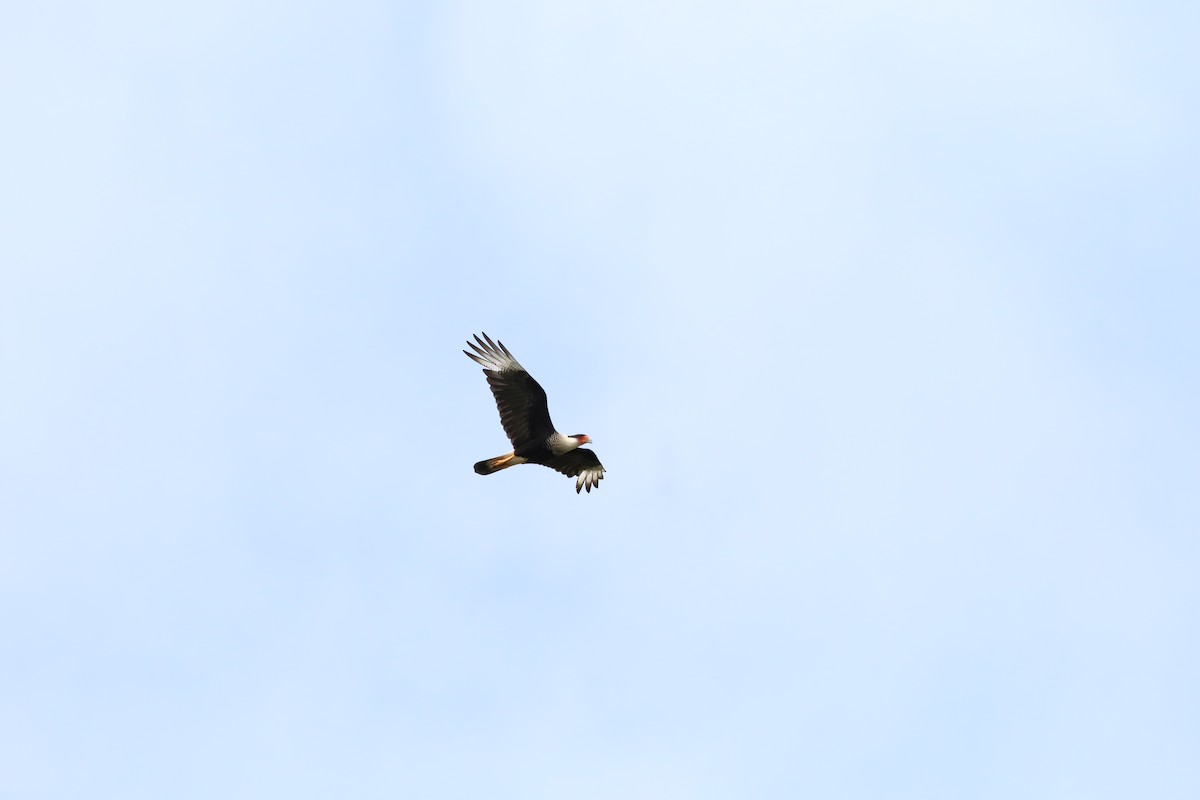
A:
<box><xmin>474</xmin><ymin>451</ymin><xmax>519</xmax><ymax>475</ymax></box>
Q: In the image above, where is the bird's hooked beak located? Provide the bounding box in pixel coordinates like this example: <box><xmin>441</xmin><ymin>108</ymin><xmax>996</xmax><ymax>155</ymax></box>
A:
<box><xmin>576</xmin><ymin>434</ymin><xmax>591</xmax><ymax>445</ymax></box>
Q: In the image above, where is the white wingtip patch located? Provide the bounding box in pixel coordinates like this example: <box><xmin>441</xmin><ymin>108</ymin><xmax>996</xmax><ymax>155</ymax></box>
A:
<box><xmin>575</xmin><ymin>466</ymin><xmax>605</xmax><ymax>494</ymax></box>
<box><xmin>465</xmin><ymin>333</ymin><xmax>525</xmax><ymax>373</ymax></box>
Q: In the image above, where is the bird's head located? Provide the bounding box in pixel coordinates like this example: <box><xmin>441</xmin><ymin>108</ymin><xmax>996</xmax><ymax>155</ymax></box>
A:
<box><xmin>570</xmin><ymin>434</ymin><xmax>590</xmax><ymax>447</ymax></box>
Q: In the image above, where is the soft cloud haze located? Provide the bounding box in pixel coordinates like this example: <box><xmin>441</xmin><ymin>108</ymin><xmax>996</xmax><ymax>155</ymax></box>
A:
<box><xmin>2</xmin><ymin>2</ymin><xmax>1197</xmax><ymax>798</ymax></box>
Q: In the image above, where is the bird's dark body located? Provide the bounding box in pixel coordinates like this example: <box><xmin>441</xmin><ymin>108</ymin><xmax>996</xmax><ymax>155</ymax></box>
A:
<box><xmin>515</xmin><ymin>438</ymin><xmax>557</xmax><ymax>462</ymax></box>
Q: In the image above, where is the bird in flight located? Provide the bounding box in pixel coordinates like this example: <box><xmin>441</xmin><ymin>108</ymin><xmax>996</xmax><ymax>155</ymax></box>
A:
<box><xmin>464</xmin><ymin>332</ymin><xmax>605</xmax><ymax>493</ymax></box>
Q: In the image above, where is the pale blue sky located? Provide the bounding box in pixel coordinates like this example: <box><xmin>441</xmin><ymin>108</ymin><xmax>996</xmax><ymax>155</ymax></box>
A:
<box><xmin>2</xmin><ymin>2</ymin><xmax>1198</xmax><ymax>798</ymax></box>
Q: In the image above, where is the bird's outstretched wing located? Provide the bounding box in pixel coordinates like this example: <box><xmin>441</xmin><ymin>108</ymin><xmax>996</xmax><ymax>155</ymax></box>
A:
<box><xmin>464</xmin><ymin>333</ymin><xmax>555</xmax><ymax>446</ymax></box>
<box><xmin>546</xmin><ymin>448</ymin><xmax>606</xmax><ymax>494</ymax></box>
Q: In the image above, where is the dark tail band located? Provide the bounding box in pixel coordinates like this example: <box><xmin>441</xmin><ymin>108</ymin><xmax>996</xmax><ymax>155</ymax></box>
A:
<box><xmin>474</xmin><ymin>452</ymin><xmax>515</xmax><ymax>475</ymax></box>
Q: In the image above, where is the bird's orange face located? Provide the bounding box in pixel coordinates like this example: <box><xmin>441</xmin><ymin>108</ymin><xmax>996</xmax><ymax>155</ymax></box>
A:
<box><xmin>573</xmin><ymin>434</ymin><xmax>590</xmax><ymax>445</ymax></box>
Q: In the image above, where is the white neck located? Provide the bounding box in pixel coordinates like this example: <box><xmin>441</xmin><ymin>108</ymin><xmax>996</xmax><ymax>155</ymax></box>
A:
<box><xmin>547</xmin><ymin>432</ymin><xmax>581</xmax><ymax>456</ymax></box>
